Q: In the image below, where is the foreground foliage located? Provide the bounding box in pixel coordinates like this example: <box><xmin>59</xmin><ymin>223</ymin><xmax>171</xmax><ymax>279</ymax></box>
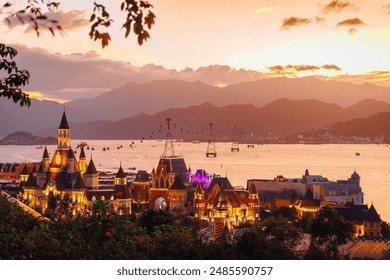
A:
<box><xmin>1</xmin><ymin>196</ymin><xmax>358</xmax><ymax>260</ymax></box>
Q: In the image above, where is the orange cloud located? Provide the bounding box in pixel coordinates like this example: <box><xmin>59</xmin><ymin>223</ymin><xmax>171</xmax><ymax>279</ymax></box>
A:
<box><xmin>348</xmin><ymin>27</ymin><xmax>357</xmax><ymax>35</ymax></box>
<box><xmin>334</xmin><ymin>71</ymin><xmax>390</xmax><ymax>86</ymax></box>
<box><xmin>281</xmin><ymin>17</ymin><xmax>311</xmax><ymax>30</ymax></box>
<box><xmin>322</xmin><ymin>0</ymin><xmax>353</xmax><ymax>14</ymax></box>
<box><xmin>336</xmin><ymin>18</ymin><xmax>365</xmax><ymax>27</ymax></box>
<box><xmin>315</xmin><ymin>17</ymin><xmax>326</xmax><ymax>24</ymax></box>
<box><xmin>267</xmin><ymin>64</ymin><xmax>343</xmax><ymax>76</ymax></box>
<box><xmin>322</xmin><ymin>64</ymin><xmax>342</xmax><ymax>71</ymax></box>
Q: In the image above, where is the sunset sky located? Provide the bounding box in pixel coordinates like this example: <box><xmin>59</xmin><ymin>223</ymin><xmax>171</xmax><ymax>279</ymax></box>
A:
<box><xmin>1</xmin><ymin>0</ymin><xmax>390</xmax><ymax>102</ymax></box>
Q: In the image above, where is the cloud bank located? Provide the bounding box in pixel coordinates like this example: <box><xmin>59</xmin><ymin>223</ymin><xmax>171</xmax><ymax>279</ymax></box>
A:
<box><xmin>12</xmin><ymin>45</ymin><xmax>268</xmax><ymax>101</ymax></box>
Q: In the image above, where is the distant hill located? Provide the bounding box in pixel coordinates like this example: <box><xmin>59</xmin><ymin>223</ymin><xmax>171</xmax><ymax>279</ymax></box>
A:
<box><xmin>0</xmin><ymin>131</ymin><xmax>57</xmax><ymax>145</ymax></box>
<box><xmin>37</xmin><ymin>99</ymin><xmax>390</xmax><ymax>140</ymax></box>
<box><xmin>325</xmin><ymin>112</ymin><xmax>390</xmax><ymax>139</ymax></box>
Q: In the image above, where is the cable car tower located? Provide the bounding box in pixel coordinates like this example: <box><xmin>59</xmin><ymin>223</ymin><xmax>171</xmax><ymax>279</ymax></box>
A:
<box><xmin>231</xmin><ymin>125</ymin><xmax>239</xmax><ymax>152</ymax></box>
<box><xmin>206</xmin><ymin>123</ymin><xmax>217</xmax><ymax>157</ymax></box>
<box><xmin>162</xmin><ymin>118</ymin><xmax>176</xmax><ymax>158</ymax></box>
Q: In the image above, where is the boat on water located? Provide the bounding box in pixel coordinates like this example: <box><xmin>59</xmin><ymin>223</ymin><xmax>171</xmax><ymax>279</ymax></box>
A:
<box><xmin>355</xmin><ymin>152</ymin><xmax>360</xmax><ymax>156</ymax></box>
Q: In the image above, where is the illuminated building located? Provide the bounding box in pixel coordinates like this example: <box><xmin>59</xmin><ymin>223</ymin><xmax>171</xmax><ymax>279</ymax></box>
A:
<box><xmin>19</xmin><ymin>111</ymin><xmax>131</xmax><ymax>215</ymax></box>
<box><xmin>193</xmin><ymin>177</ymin><xmax>261</xmax><ymax>237</ymax></box>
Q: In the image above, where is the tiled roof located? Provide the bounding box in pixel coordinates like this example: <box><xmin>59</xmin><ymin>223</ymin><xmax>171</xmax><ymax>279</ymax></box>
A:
<box><xmin>365</xmin><ymin>204</ymin><xmax>381</xmax><ymax>222</ymax></box>
<box><xmin>134</xmin><ymin>170</ymin><xmax>150</xmax><ymax>182</ymax></box>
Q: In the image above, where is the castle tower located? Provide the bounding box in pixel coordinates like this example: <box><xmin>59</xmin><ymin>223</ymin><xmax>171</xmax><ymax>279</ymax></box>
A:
<box><xmin>78</xmin><ymin>146</ymin><xmax>86</xmax><ymax>174</ymax></box>
<box><xmin>37</xmin><ymin>162</ymin><xmax>46</xmax><ymax>189</ymax></box>
<box><xmin>57</xmin><ymin>110</ymin><xmax>71</xmax><ymax>150</ymax></box>
<box><xmin>67</xmin><ymin>148</ymin><xmax>76</xmax><ymax>174</ymax></box>
<box><xmin>247</xmin><ymin>183</ymin><xmax>261</xmax><ymax>221</ymax></box>
<box><xmin>162</xmin><ymin>118</ymin><xmax>175</xmax><ymax>158</ymax></box>
<box><xmin>84</xmin><ymin>158</ymin><xmax>98</xmax><ymax>189</ymax></box>
<box><xmin>115</xmin><ymin>164</ymin><xmax>127</xmax><ymax>186</ymax></box>
<box><xmin>168</xmin><ymin>175</ymin><xmax>187</xmax><ymax>210</ymax></box>
<box><xmin>42</xmin><ymin>146</ymin><xmax>50</xmax><ymax>172</ymax></box>
<box><xmin>19</xmin><ymin>163</ymin><xmax>29</xmax><ymax>182</ymax></box>
<box><xmin>193</xmin><ymin>184</ymin><xmax>206</xmax><ymax>220</ymax></box>
<box><xmin>213</xmin><ymin>190</ymin><xmax>229</xmax><ymax>238</ymax></box>
<box><xmin>206</xmin><ymin>123</ymin><xmax>217</xmax><ymax>157</ymax></box>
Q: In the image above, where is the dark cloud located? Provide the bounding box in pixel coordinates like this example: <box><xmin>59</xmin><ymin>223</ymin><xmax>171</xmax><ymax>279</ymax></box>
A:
<box><xmin>322</xmin><ymin>0</ymin><xmax>353</xmax><ymax>14</ymax></box>
<box><xmin>5</xmin><ymin>10</ymin><xmax>89</xmax><ymax>33</ymax></box>
<box><xmin>12</xmin><ymin>45</ymin><xmax>269</xmax><ymax>101</ymax></box>
<box><xmin>281</xmin><ymin>17</ymin><xmax>311</xmax><ymax>30</ymax></box>
<box><xmin>322</xmin><ymin>64</ymin><xmax>342</xmax><ymax>71</ymax></box>
<box><xmin>336</xmin><ymin>18</ymin><xmax>365</xmax><ymax>27</ymax></box>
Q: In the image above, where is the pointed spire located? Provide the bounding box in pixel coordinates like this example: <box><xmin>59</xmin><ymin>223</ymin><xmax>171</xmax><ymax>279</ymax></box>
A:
<box><xmin>115</xmin><ymin>163</ymin><xmax>126</xmax><ymax>179</ymax></box>
<box><xmin>38</xmin><ymin>161</ymin><xmax>44</xmax><ymax>173</ymax></box>
<box><xmin>79</xmin><ymin>146</ymin><xmax>86</xmax><ymax>159</ymax></box>
<box><xmin>195</xmin><ymin>183</ymin><xmax>205</xmax><ymax>194</ymax></box>
<box><xmin>249</xmin><ymin>183</ymin><xmax>257</xmax><ymax>195</ymax></box>
<box><xmin>43</xmin><ymin>146</ymin><xmax>49</xmax><ymax>159</ymax></box>
<box><xmin>20</xmin><ymin>163</ymin><xmax>29</xmax><ymax>175</ymax></box>
<box><xmin>67</xmin><ymin>147</ymin><xmax>75</xmax><ymax>159</ymax></box>
<box><xmin>58</xmin><ymin>109</ymin><xmax>70</xmax><ymax>129</ymax></box>
<box><xmin>85</xmin><ymin>158</ymin><xmax>98</xmax><ymax>175</ymax></box>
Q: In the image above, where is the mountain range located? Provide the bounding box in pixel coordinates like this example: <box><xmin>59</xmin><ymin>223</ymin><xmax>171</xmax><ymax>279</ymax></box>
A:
<box><xmin>1</xmin><ymin>77</ymin><xmax>389</xmax><ymax>138</ymax></box>
<box><xmin>36</xmin><ymin>98</ymin><xmax>390</xmax><ymax>141</ymax></box>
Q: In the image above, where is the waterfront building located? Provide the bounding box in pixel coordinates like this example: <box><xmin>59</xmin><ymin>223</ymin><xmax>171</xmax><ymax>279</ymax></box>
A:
<box><xmin>248</xmin><ymin>169</ymin><xmax>364</xmax><ymax>208</ymax></box>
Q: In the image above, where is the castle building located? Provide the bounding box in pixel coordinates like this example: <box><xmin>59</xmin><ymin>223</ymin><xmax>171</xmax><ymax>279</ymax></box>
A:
<box><xmin>193</xmin><ymin>177</ymin><xmax>261</xmax><ymax>236</ymax></box>
<box><xmin>148</xmin><ymin>118</ymin><xmax>191</xmax><ymax>211</ymax></box>
<box><xmin>19</xmin><ymin>111</ymin><xmax>131</xmax><ymax>215</ymax></box>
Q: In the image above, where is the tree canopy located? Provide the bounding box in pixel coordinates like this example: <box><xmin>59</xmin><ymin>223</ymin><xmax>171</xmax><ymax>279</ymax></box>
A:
<box><xmin>0</xmin><ymin>0</ymin><xmax>155</xmax><ymax>106</ymax></box>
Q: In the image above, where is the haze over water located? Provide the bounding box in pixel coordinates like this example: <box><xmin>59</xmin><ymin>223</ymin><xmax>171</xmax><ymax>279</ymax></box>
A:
<box><xmin>1</xmin><ymin>141</ymin><xmax>389</xmax><ymax>222</ymax></box>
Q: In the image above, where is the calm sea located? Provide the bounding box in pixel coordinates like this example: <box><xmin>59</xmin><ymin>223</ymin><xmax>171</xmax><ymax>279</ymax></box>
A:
<box><xmin>1</xmin><ymin>141</ymin><xmax>389</xmax><ymax>222</ymax></box>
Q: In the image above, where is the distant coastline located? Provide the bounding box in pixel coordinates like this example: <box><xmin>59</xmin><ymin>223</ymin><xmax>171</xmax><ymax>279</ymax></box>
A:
<box><xmin>0</xmin><ymin>131</ymin><xmax>56</xmax><ymax>146</ymax></box>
